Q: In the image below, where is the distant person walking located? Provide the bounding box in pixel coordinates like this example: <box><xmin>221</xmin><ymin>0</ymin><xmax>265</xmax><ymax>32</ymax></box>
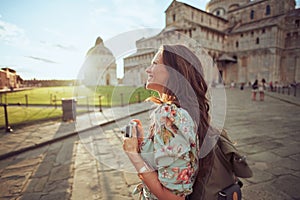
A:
<box><xmin>240</xmin><ymin>82</ymin><xmax>245</xmax><ymax>90</ymax></box>
<box><xmin>269</xmin><ymin>81</ymin><xmax>273</xmax><ymax>92</ymax></box>
<box><xmin>259</xmin><ymin>78</ymin><xmax>267</xmax><ymax>101</ymax></box>
<box><xmin>230</xmin><ymin>80</ymin><xmax>235</xmax><ymax>89</ymax></box>
<box><xmin>251</xmin><ymin>79</ymin><xmax>258</xmax><ymax>100</ymax></box>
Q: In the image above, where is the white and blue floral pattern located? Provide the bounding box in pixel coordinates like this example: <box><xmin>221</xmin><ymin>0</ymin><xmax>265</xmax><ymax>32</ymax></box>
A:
<box><xmin>136</xmin><ymin>103</ymin><xmax>200</xmax><ymax>199</ymax></box>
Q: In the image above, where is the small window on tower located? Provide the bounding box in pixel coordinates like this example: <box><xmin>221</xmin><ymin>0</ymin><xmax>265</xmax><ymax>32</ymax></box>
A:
<box><xmin>256</xmin><ymin>37</ymin><xmax>260</xmax><ymax>44</ymax></box>
<box><xmin>296</xmin><ymin>20</ymin><xmax>300</xmax><ymax>28</ymax></box>
<box><xmin>250</xmin><ymin>10</ymin><xmax>254</xmax><ymax>20</ymax></box>
<box><xmin>173</xmin><ymin>14</ymin><xmax>176</xmax><ymax>22</ymax></box>
<box><xmin>266</xmin><ymin>5</ymin><xmax>271</xmax><ymax>15</ymax></box>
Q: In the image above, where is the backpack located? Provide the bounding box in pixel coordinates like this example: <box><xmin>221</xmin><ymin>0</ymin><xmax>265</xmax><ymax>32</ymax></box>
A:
<box><xmin>188</xmin><ymin>129</ymin><xmax>253</xmax><ymax>200</ymax></box>
<box><xmin>252</xmin><ymin>83</ymin><xmax>258</xmax><ymax>90</ymax></box>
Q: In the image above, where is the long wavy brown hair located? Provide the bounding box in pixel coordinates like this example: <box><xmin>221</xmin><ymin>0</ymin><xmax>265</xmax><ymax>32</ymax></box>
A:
<box><xmin>148</xmin><ymin>44</ymin><xmax>213</xmax><ymax>179</ymax></box>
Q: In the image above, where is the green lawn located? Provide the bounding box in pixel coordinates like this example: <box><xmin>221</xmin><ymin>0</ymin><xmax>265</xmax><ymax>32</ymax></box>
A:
<box><xmin>0</xmin><ymin>86</ymin><xmax>76</xmax><ymax>106</ymax></box>
<box><xmin>0</xmin><ymin>85</ymin><xmax>156</xmax><ymax>106</ymax></box>
<box><xmin>0</xmin><ymin>106</ymin><xmax>63</xmax><ymax>128</ymax></box>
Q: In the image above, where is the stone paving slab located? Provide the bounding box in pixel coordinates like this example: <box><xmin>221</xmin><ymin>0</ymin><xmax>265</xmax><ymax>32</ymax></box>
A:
<box><xmin>72</xmin><ymin>142</ymin><xmax>101</xmax><ymax>200</ymax></box>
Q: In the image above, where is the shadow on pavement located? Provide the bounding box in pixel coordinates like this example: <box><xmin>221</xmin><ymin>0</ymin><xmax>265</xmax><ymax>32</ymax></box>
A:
<box><xmin>4</xmin><ymin>122</ymin><xmax>77</xmax><ymax>200</ymax></box>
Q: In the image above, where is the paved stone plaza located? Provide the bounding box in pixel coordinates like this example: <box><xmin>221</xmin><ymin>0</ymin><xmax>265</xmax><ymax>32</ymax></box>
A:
<box><xmin>0</xmin><ymin>88</ymin><xmax>299</xmax><ymax>200</ymax></box>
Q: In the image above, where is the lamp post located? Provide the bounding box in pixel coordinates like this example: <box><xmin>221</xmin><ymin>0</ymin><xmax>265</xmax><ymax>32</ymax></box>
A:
<box><xmin>120</xmin><ymin>93</ymin><xmax>124</xmax><ymax>107</ymax></box>
<box><xmin>1</xmin><ymin>104</ymin><xmax>13</xmax><ymax>132</ymax></box>
<box><xmin>99</xmin><ymin>95</ymin><xmax>103</xmax><ymax>112</ymax></box>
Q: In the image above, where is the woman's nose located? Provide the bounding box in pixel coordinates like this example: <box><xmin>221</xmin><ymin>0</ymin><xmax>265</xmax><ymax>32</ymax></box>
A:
<box><xmin>145</xmin><ymin>65</ymin><xmax>152</xmax><ymax>73</ymax></box>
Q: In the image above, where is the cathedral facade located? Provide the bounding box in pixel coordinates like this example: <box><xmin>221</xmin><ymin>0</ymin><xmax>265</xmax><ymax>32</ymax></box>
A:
<box><xmin>123</xmin><ymin>0</ymin><xmax>300</xmax><ymax>86</ymax></box>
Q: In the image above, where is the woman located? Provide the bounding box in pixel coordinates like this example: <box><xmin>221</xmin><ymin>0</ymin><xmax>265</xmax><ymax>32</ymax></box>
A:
<box><xmin>258</xmin><ymin>78</ymin><xmax>266</xmax><ymax>101</ymax></box>
<box><xmin>123</xmin><ymin>44</ymin><xmax>212</xmax><ymax>200</ymax></box>
<box><xmin>251</xmin><ymin>79</ymin><xmax>258</xmax><ymax>101</ymax></box>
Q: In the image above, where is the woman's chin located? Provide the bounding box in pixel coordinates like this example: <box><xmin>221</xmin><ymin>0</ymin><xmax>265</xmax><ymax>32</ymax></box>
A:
<box><xmin>145</xmin><ymin>82</ymin><xmax>152</xmax><ymax>90</ymax></box>
<box><xmin>146</xmin><ymin>83</ymin><xmax>164</xmax><ymax>93</ymax></box>
<box><xmin>146</xmin><ymin>82</ymin><xmax>156</xmax><ymax>90</ymax></box>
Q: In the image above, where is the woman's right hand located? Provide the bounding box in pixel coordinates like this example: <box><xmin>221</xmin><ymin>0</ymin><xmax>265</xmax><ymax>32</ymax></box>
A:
<box><xmin>122</xmin><ymin>119</ymin><xmax>145</xmax><ymax>153</ymax></box>
<box><xmin>131</xmin><ymin>119</ymin><xmax>144</xmax><ymax>148</ymax></box>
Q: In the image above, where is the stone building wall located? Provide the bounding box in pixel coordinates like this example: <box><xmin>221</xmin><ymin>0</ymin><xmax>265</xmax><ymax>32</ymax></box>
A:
<box><xmin>227</xmin><ymin>0</ymin><xmax>295</xmax><ymax>24</ymax></box>
<box><xmin>0</xmin><ymin>68</ymin><xmax>20</xmax><ymax>89</ymax></box>
<box><xmin>283</xmin><ymin>8</ymin><xmax>300</xmax><ymax>83</ymax></box>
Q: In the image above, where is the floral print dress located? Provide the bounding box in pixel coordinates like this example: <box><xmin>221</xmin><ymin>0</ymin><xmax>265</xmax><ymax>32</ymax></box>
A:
<box><xmin>134</xmin><ymin>103</ymin><xmax>200</xmax><ymax>199</ymax></box>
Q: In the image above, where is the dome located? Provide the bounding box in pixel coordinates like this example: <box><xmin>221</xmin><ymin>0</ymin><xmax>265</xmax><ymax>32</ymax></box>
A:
<box><xmin>206</xmin><ymin>0</ymin><xmax>249</xmax><ymax>19</ymax></box>
<box><xmin>86</xmin><ymin>37</ymin><xmax>114</xmax><ymax>57</ymax></box>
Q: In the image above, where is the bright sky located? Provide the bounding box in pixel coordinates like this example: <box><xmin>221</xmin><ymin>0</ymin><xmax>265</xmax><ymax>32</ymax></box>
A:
<box><xmin>0</xmin><ymin>0</ymin><xmax>299</xmax><ymax>80</ymax></box>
